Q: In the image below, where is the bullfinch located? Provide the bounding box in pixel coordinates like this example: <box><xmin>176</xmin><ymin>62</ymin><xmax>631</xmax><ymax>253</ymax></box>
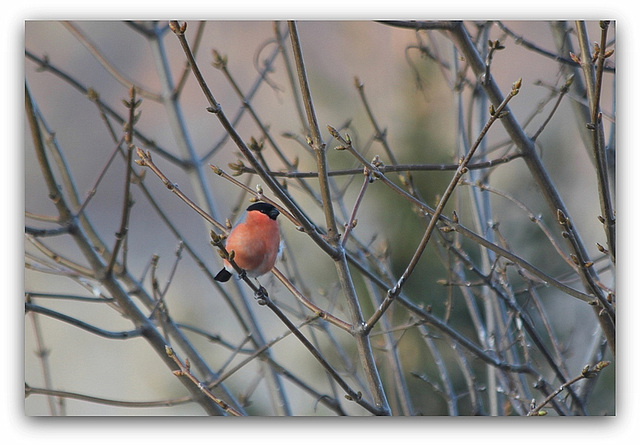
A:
<box><xmin>214</xmin><ymin>202</ymin><xmax>281</xmax><ymax>282</ymax></box>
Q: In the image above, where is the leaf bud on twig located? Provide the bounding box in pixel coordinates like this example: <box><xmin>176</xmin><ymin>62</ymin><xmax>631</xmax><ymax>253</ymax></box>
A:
<box><xmin>570</xmin><ymin>52</ymin><xmax>581</xmax><ymax>64</ymax></box>
<box><xmin>488</xmin><ymin>39</ymin><xmax>505</xmax><ymax>51</ymax></box>
<box><xmin>211</xmin><ymin>49</ymin><xmax>228</xmax><ymax>69</ymax></box>
<box><xmin>591</xmin><ymin>43</ymin><xmax>600</xmax><ymax>63</ymax></box>
<box><xmin>562</xmin><ymin>74</ymin><xmax>575</xmax><ymax>91</ymax></box>
<box><xmin>512</xmin><ymin>78</ymin><xmax>522</xmax><ymax>95</ymax></box>
<box><xmin>249</xmin><ymin>136</ymin><xmax>263</xmax><ymax>152</ymax></box>
<box><xmin>210</xmin><ymin>230</ymin><xmax>223</xmax><ymax>244</ymax></box>
<box><xmin>326</xmin><ymin>125</ymin><xmax>339</xmax><ymax>138</ymax></box>
<box><xmin>228</xmin><ymin>160</ymin><xmax>245</xmax><ymax>176</ymax></box>
<box><xmin>86</xmin><ymin>87</ymin><xmax>100</xmax><ymax>102</ymax></box>
<box><xmin>556</xmin><ymin>208</ymin><xmax>568</xmax><ymax>226</ymax></box>
<box><xmin>169</xmin><ymin>21</ymin><xmax>187</xmax><ymax>35</ymax></box>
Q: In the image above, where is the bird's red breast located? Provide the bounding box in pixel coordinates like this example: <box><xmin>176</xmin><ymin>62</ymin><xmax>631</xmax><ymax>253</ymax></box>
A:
<box><xmin>215</xmin><ymin>203</ymin><xmax>281</xmax><ymax>282</ymax></box>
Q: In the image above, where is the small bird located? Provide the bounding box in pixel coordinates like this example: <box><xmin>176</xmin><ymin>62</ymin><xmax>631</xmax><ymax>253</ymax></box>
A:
<box><xmin>214</xmin><ymin>202</ymin><xmax>281</xmax><ymax>283</ymax></box>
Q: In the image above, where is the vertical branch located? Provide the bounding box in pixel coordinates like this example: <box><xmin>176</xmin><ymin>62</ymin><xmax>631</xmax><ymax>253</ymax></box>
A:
<box><xmin>354</xmin><ymin>77</ymin><xmax>418</xmax><ymax>197</ymax></box>
<box><xmin>455</xmin><ymin>109</ymin><xmax>501</xmax><ymax>418</ymax></box>
<box><xmin>357</xmin><ymin>80</ymin><xmax>520</xmax><ymax>331</ymax></box>
<box><xmin>460</xmin><ymin>29</ymin><xmax>502</xmax><ymax>415</ymax></box>
<box><xmin>341</xmin><ymin>171</ymin><xmax>371</xmax><ymax>248</ymax></box>
<box><xmin>168</xmin><ymin>21</ymin><xmax>334</xmax><ymax>258</ymax></box>
<box><xmin>25</xmin><ymin>295</ymin><xmax>62</xmax><ymax>416</ymax></box>
<box><xmin>448</xmin><ymin>22</ymin><xmax>615</xmax><ymax>356</ymax></box>
<box><xmin>210</xmin><ymin>49</ymin><xmax>320</xmax><ymax>202</ymax></box>
<box><xmin>167</xmin><ymin>20</ymin><xmax>301</xmax><ymax>417</ymax></box>
<box><xmin>575</xmin><ymin>21</ymin><xmax>616</xmax><ymax>264</ymax></box>
<box><xmin>26</xmin><ymin>82</ymin><xmax>240</xmax><ymax>416</ymax></box>
<box><xmin>106</xmin><ymin>87</ymin><xmax>139</xmax><ymax>275</ymax></box>
<box><xmin>287</xmin><ymin>20</ymin><xmax>390</xmax><ymax>414</ymax></box>
<box><xmin>147</xmin><ymin>22</ymin><xmax>218</xmax><ymax>220</ymax></box>
<box><xmin>550</xmin><ymin>21</ymin><xmax>596</xmax><ymax>162</ymax></box>
<box><xmin>25</xmin><ymin>84</ymin><xmax>73</xmax><ymax>224</ymax></box>
<box><xmin>274</xmin><ymin>21</ymin><xmax>308</xmax><ymax>133</ymax></box>
<box><xmin>287</xmin><ymin>21</ymin><xmax>340</xmax><ymax>243</ymax></box>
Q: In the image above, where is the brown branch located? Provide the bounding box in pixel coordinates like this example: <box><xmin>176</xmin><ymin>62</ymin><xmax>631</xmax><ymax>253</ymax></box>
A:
<box><xmin>447</xmin><ymin>21</ymin><xmax>615</xmax><ymax>355</ymax></box>
<box><xmin>228</xmin><ymin>153</ymin><xmax>525</xmax><ymax>178</ymax></box>
<box><xmin>166</xmin><ymin>346</ymin><xmax>244</xmax><ymax>416</ymax></box>
<box><xmin>257</xmin><ymin>293</ymin><xmax>388</xmax><ymax>416</ymax></box>
<box><xmin>168</xmin><ymin>20</ymin><xmax>337</xmax><ymax>260</ymax></box>
<box><xmin>575</xmin><ymin>21</ymin><xmax>616</xmax><ymax>264</ymax></box>
<box><xmin>331</xmin><ymin>79</ymin><xmax>521</xmax><ymax>333</ymax></box>
<box><xmin>272</xmin><ymin>267</ymin><xmax>353</xmax><ymax>333</ymax></box>
<box><xmin>527</xmin><ymin>361</ymin><xmax>610</xmax><ymax>416</ymax></box>
<box><xmin>106</xmin><ymin>88</ymin><xmax>139</xmax><ymax>275</ymax></box>
<box><xmin>62</xmin><ymin>21</ymin><xmax>163</xmax><ymax>101</ymax></box>
<box><xmin>135</xmin><ymin>148</ymin><xmax>227</xmax><ymax>233</ymax></box>
<box><xmin>288</xmin><ymin>20</ymin><xmax>390</xmax><ymax>414</ymax></box>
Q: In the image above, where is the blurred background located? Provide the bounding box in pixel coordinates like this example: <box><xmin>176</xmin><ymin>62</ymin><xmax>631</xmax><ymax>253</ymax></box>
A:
<box><xmin>24</xmin><ymin>20</ymin><xmax>615</xmax><ymax>416</ymax></box>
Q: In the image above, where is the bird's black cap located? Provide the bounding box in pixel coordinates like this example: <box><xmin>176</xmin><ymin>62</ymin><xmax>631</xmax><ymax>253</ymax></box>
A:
<box><xmin>247</xmin><ymin>202</ymin><xmax>279</xmax><ymax>220</ymax></box>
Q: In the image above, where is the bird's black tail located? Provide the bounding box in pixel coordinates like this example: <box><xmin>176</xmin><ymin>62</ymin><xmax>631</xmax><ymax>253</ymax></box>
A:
<box><xmin>214</xmin><ymin>268</ymin><xmax>232</xmax><ymax>282</ymax></box>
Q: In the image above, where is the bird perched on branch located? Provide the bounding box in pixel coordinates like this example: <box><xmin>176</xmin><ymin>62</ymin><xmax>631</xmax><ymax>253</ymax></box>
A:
<box><xmin>214</xmin><ymin>202</ymin><xmax>281</xmax><ymax>283</ymax></box>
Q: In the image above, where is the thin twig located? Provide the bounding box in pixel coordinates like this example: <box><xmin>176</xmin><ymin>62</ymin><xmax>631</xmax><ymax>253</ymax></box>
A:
<box><xmin>341</xmin><ymin>170</ymin><xmax>371</xmax><ymax>248</ymax></box>
<box><xmin>168</xmin><ymin>20</ymin><xmax>336</xmax><ymax>260</ymax></box>
<box><xmin>397</xmin><ymin>296</ymin><xmax>537</xmax><ymax>376</ymax></box>
<box><xmin>288</xmin><ymin>21</ymin><xmax>340</xmax><ymax>244</ymax></box>
<box><xmin>459</xmin><ymin>180</ymin><xmax>577</xmax><ymax>270</ymax></box>
<box><xmin>338</xmin><ymin>79</ymin><xmax>520</xmax><ymax>333</ymax></box>
<box><xmin>354</xmin><ymin>77</ymin><xmax>418</xmax><ymax>197</ymax></box>
<box><xmin>25</xmin><ymin>297</ymin><xmax>61</xmax><ymax>415</ymax></box>
<box><xmin>25</xmin><ymin>51</ymin><xmax>187</xmax><ymax>167</ymax></box>
<box><xmin>165</xmin><ymin>346</ymin><xmax>244</xmax><ymax>416</ymax></box>
<box><xmin>288</xmin><ymin>20</ymin><xmax>390</xmax><ymax>414</ymax></box>
<box><xmin>107</xmin><ymin>88</ymin><xmax>139</xmax><ymax>275</ymax></box>
<box><xmin>228</xmin><ymin>152</ymin><xmax>525</xmax><ymax>178</ymax></box>
<box><xmin>448</xmin><ymin>22</ymin><xmax>615</xmax><ymax>355</ymax></box>
<box><xmin>25</xmin><ymin>302</ymin><xmax>143</xmax><ymax>339</ymax></box>
<box><xmin>62</xmin><ymin>21</ymin><xmax>162</xmax><ymax>101</ymax></box>
<box><xmin>527</xmin><ymin>361</ymin><xmax>609</xmax><ymax>416</ymax></box>
<box><xmin>135</xmin><ymin>148</ymin><xmax>227</xmax><ymax>233</ymax></box>
<box><xmin>496</xmin><ymin>21</ymin><xmax>614</xmax><ymax>73</ymax></box>
<box><xmin>257</xmin><ymin>293</ymin><xmax>387</xmax><ymax>416</ymax></box>
<box><xmin>211</xmin><ymin>48</ymin><xmax>312</xmax><ymax>190</ymax></box>
<box><xmin>174</xmin><ymin>21</ymin><xmax>206</xmax><ymax>98</ymax></box>
<box><xmin>209</xmin><ymin>164</ymin><xmax>302</xmax><ymax>229</ymax></box>
<box><xmin>26</xmin><ymin>383</ymin><xmax>194</xmax><ymax>409</ymax></box>
<box><xmin>271</xmin><ymin>267</ymin><xmax>353</xmax><ymax>333</ymax></box>
<box><xmin>575</xmin><ymin>21</ymin><xmax>616</xmax><ymax>264</ymax></box>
